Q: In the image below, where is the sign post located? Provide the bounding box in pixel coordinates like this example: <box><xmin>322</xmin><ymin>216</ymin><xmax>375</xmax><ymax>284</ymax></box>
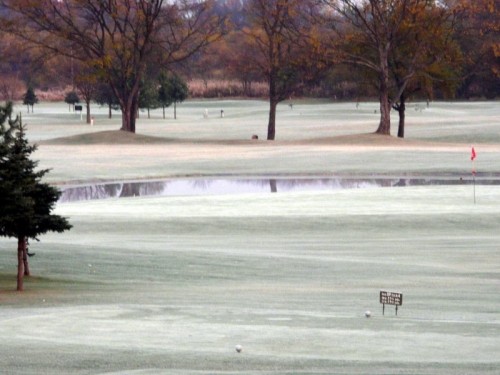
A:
<box><xmin>380</xmin><ymin>290</ymin><xmax>403</xmax><ymax>316</ymax></box>
<box><xmin>75</xmin><ymin>104</ymin><xmax>83</xmax><ymax>121</ymax></box>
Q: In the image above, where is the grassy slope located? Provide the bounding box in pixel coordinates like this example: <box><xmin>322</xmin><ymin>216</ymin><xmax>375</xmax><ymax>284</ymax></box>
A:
<box><xmin>0</xmin><ymin>100</ymin><xmax>499</xmax><ymax>374</ymax></box>
<box><xmin>24</xmin><ymin>100</ymin><xmax>500</xmax><ymax>185</ymax></box>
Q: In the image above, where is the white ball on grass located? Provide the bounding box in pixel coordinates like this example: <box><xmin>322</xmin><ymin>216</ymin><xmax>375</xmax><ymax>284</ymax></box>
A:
<box><xmin>365</xmin><ymin>310</ymin><xmax>372</xmax><ymax>318</ymax></box>
<box><xmin>235</xmin><ymin>344</ymin><xmax>243</xmax><ymax>353</ymax></box>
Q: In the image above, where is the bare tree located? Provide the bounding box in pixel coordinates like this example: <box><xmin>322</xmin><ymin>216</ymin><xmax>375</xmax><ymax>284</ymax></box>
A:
<box><xmin>0</xmin><ymin>0</ymin><xmax>225</xmax><ymax>133</ymax></box>
<box><xmin>75</xmin><ymin>67</ymin><xmax>98</xmax><ymax>125</ymax></box>
<box><xmin>322</xmin><ymin>0</ymin><xmax>417</xmax><ymax>135</ymax></box>
<box><xmin>244</xmin><ymin>0</ymin><xmax>327</xmax><ymax>140</ymax></box>
<box><xmin>388</xmin><ymin>1</ymin><xmax>460</xmax><ymax>138</ymax></box>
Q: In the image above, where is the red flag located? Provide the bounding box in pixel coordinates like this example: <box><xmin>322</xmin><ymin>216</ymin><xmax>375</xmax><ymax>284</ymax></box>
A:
<box><xmin>471</xmin><ymin>147</ymin><xmax>476</xmax><ymax>161</ymax></box>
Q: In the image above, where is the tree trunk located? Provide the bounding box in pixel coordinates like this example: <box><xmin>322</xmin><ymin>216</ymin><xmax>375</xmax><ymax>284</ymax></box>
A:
<box><xmin>376</xmin><ymin>90</ymin><xmax>391</xmax><ymax>135</ymax></box>
<box><xmin>17</xmin><ymin>236</ymin><xmax>26</xmax><ymax>291</ymax></box>
<box><xmin>108</xmin><ymin>104</ymin><xmax>112</xmax><ymax>119</ymax></box>
<box><xmin>115</xmin><ymin>84</ymin><xmax>139</xmax><ymax>133</ymax></box>
<box><xmin>120</xmin><ymin>98</ymin><xmax>137</xmax><ymax>133</ymax></box>
<box><xmin>121</xmin><ymin>109</ymin><xmax>133</xmax><ymax>132</ymax></box>
<box><xmin>23</xmin><ymin>238</ymin><xmax>30</xmax><ymax>276</ymax></box>
<box><xmin>267</xmin><ymin>67</ymin><xmax>279</xmax><ymax>141</ymax></box>
<box><xmin>163</xmin><ymin>106</ymin><xmax>165</xmax><ymax>119</ymax></box>
<box><xmin>174</xmin><ymin>102</ymin><xmax>177</xmax><ymax>120</ymax></box>
<box><xmin>267</xmin><ymin>99</ymin><xmax>278</xmax><ymax>140</ymax></box>
<box><xmin>86</xmin><ymin>100</ymin><xmax>91</xmax><ymax>124</ymax></box>
<box><xmin>397</xmin><ymin>95</ymin><xmax>406</xmax><ymax>138</ymax></box>
<box><xmin>375</xmin><ymin>46</ymin><xmax>391</xmax><ymax>135</ymax></box>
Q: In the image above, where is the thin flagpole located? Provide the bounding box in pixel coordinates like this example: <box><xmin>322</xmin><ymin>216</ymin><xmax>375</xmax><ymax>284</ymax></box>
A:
<box><xmin>473</xmin><ymin>171</ymin><xmax>476</xmax><ymax>204</ymax></box>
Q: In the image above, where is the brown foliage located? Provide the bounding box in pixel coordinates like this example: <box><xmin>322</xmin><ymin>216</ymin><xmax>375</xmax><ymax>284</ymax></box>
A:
<box><xmin>0</xmin><ymin>75</ymin><xmax>24</xmax><ymax>101</ymax></box>
<box><xmin>188</xmin><ymin>79</ymin><xmax>267</xmax><ymax>98</ymax></box>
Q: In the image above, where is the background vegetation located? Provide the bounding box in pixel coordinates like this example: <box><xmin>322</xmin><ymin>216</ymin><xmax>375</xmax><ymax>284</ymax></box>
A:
<box><xmin>0</xmin><ymin>0</ymin><xmax>497</xmax><ymax>102</ymax></box>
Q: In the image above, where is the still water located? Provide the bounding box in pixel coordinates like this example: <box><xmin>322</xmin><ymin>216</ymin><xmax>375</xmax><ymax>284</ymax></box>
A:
<box><xmin>58</xmin><ymin>176</ymin><xmax>492</xmax><ymax>203</ymax></box>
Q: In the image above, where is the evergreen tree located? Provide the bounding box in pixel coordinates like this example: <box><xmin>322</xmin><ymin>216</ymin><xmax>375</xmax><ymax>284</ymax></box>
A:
<box><xmin>94</xmin><ymin>83</ymin><xmax>120</xmax><ymax>119</ymax></box>
<box><xmin>167</xmin><ymin>73</ymin><xmax>189</xmax><ymax>120</ymax></box>
<box><xmin>157</xmin><ymin>72</ymin><xmax>173</xmax><ymax>120</ymax></box>
<box><xmin>64</xmin><ymin>91</ymin><xmax>80</xmax><ymax>112</ymax></box>
<box><xmin>138</xmin><ymin>78</ymin><xmax>160</xmax><ymax>119</ymax></box>
<box><xmin>22</xmin><ymin>86</ymin><xmax>38</xmax><ymax>113</ymax></box>
<box><xmin>0</xmin><ymin>102</ymin><xmax>17</xmax><ymax>218</ymax></box>
<box><xmin>0</xmin><ymin>102</ymin><xmax>71</xmax><ymax>291</ymax></box>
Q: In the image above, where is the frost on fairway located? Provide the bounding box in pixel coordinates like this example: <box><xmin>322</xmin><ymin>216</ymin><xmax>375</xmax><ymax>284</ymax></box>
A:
<box><xmin>0</xmin><ymin>303</ymin><xmax>498</xmax><ymax>369</ymax></box>
<box><xmin>2</xmin><ymin>100</ymin><xmax>500</xmax><ymax>373</ymax></box>
<box><xmin>30</xmin><ymin>100</ymin><xmax>500</xmax><ymax>184</ymax></box>
<box><xmin>1</xmin><ymin>186</ymin><xmax>498</xmax><ymax>373</ymax></box>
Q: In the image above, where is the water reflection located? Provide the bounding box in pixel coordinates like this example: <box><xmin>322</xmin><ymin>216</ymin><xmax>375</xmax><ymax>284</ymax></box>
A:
<box><xmin>58</xmin><ymin>177</ymin><xmax>497</xmax><ymax>203</ymax></box>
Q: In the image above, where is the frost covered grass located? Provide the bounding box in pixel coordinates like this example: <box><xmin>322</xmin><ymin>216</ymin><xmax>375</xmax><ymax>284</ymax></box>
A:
<box><xmin>0</xmin><ymin>100</ymin><xmax>499</xmax><ymax>374</ymax></box>
<box><xmin>12</xmin><ymin>100</ymin><xmax>500</xmax><ymax>184</ymax></box>
<box><xmin>15</xmin><ymin>99</ymin><xmax>500</xmax><ymax>144</ymax></box>
<box><xmin>1</xmin><ymin>187</ymin><xmax>499</xmax><ymax>374</ymax></box>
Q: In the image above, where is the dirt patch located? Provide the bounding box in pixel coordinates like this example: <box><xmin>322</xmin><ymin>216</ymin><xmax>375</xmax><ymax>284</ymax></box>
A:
<box><xmin>40</xmin><ymin>130</ymin><xmax>436</xmax><ymax>147</ymax></box>
<box><xmin>40</xmin><ymin>130</ymin><xmax>175</xmax><ymax>145</ymax></box>
<box><xmin>37</xmin><ymin>130</ymin><xmax>500</xmax><ymax>175</ymax></box>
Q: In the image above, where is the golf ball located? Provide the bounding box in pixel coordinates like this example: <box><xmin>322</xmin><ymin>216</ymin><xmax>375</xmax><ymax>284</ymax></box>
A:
<box><xmin>235</xmin><ymin>344</ymin><xmax>242</xmax><ymax>353</ymax></box>
<box><xmin>365</xmin><ymin>310</ymin><xmax>371</xmax><ymax>318</ymax></box>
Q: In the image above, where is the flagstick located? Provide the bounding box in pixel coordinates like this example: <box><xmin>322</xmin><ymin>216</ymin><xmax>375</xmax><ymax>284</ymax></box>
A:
<box><xmin>473</xmin><ymin>172</ymin><xmax>476</xmax><ymax>204</ymax></box>
<box><xmin>472</xmin><ymin>160</ymin><xmax>476</xmax><ymax>204</ymax></box>
<box><xmin>471</xmin><ymin>146</ymin><xmax>477</xmax><ymax>204</ymax></box>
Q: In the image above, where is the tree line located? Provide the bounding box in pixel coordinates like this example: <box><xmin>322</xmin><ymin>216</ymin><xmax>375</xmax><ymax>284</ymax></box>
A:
<box><xmin>60</xmin><ymin>71</ymin><xmax>189</xmax><ymax>123</ymax></box>
<box><xmin>0</xmin><ymin>0</ymin><xmax>498</xmax><ymax>139</ymax></box>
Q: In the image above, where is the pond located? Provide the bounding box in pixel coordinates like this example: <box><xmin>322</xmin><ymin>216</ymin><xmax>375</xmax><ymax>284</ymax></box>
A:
<box><xmin>58</xmin><ymin>176</ymin><xmax>495</xmax><ymax>202</ymax></box>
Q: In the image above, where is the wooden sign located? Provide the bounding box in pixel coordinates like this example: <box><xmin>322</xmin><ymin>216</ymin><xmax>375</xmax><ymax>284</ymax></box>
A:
<box><xmin>380</xmin><ymin>290</ymin><xmax>403</xmax><ymax>315</ymax></box>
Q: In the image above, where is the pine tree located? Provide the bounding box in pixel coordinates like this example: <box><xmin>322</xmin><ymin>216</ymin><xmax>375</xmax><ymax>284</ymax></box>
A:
<box><xmin>138</xmin><ymin>78</ymin><xmax>160</xmax><ymax>119</ymax></box>
<box><xmin>22</xmin><ymin>86</ymin><xmax>38</xmax><ymax>113</ymax></box>
<box><xmin>0</xmin><ymin>102</ymin><xmax>18</xmax><ymax>233</ymax></box>
<box><xmin>159</xmin><ymin>73</ymin><xmax>188</xmax><ymax>120</ymax></box>
<box><xmin>64</xmin><ymin>91</ymin><xmax>80</xmax><ymax>112</ymax></box>
<box><xmin>94</xmin><ymin>83</ymin><xmax>120</xmax><ymax>119</ymax></box>
<box><xmin>0</xmin><ymin>102</ymin><xmax>71</xmax><ymax>291</ymax></box>
<box><xmin>158</xmin><ymin>72</ymin><xmax>172</xmax><ymax>120</ymax></box>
